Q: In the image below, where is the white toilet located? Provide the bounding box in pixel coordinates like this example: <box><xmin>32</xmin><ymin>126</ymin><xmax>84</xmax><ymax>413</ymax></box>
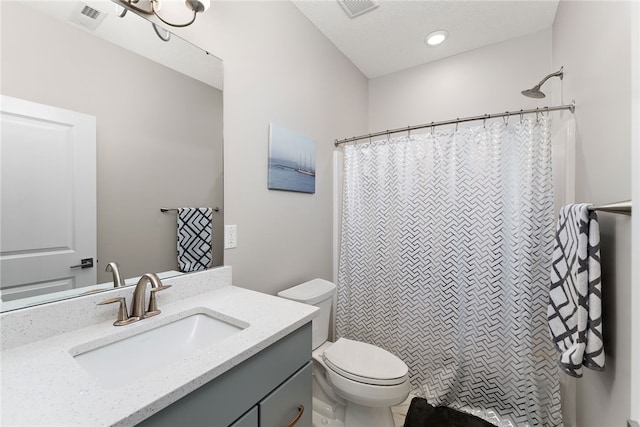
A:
<box><xmin>278</xmin><ymin>279</ymin><xmax>410</xmax><ymax>427</ymax></box>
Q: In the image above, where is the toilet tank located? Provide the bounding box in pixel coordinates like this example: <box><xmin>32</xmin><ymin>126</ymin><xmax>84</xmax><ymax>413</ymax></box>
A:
<box><xmin>277</xmin><ymin>279</ymin><xmax>336</xmax><ymax>350</ymax></box>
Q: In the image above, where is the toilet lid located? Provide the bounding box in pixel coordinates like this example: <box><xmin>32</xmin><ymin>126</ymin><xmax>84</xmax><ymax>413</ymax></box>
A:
<box><xmin>322</xmin><ymin>338</ymin><xmax>408</xmax><ymax>386</ymax></box>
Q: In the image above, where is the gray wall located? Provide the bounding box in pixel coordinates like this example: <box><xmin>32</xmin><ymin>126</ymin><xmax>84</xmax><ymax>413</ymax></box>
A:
<box><xmin>552</xmin><ymin>1</ymin><xmax>634</xmax><ymax>426</ymax></box>
<box><xmin>368</xmin><ymin>29</ymin><xmax>553</xmax><ymax>129</ymax></box>
<box><xmin>176</xmin><ymin>2</ymin><xmax>369</xmax><ymax>295</ymax></box>
<box><xmin>1</xmin><ymin>3</ymin><xmax>224</xmax><ymax>283</ymax></box>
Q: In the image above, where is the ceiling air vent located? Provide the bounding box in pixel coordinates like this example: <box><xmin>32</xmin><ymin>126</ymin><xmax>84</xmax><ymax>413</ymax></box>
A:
<box><xmin>68</xmin><ymin>2</ymin><xmax>107</xmax><ymax>31</ymax></box>
<box><xmin>337</xmin><ymin>0</ymin><xmax>379</xmax><ymax>19</ymax></box>
<box><xmin>81</xmin><ymin>5</ymin><xmax>101</xmax><ymax>20</ymax></box>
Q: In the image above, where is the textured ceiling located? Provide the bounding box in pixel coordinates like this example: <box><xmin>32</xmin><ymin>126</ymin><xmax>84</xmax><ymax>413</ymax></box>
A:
<box><xmin>293</xmin><ymin>1</ymin><xmax>559</xmax><ymax>79</ymax></box>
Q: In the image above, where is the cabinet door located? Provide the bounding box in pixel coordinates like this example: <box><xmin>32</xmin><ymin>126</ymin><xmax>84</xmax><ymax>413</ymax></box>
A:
<box><xmin>230</xmin><ymin>407</ymin><xmax>258</xmax><ymax>427</ymax></box>
<box><xmin>259</xmin><ymin>362</ymin><xmax>312</xmax><ymax>427</ymax></box>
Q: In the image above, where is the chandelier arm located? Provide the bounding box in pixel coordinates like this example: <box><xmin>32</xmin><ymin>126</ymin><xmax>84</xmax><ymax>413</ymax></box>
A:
<box><xmin>118</xmin><ymin>0</ymin><xmax>153</xmax><ymax>16</ymax></box>
<box><xmin>152</xmin><ymin>23</ymin><xmax>171</xmax><ymax>42</ymax></box>
<box><xmin>151</xmin><ymin>0</ymin><xmax>198</xmax><ymax>28</ymax></box>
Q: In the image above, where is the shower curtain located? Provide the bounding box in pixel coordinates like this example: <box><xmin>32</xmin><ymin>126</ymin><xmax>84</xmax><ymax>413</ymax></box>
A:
<box><xmin>337</xmin><ymin>117</ymin><xmax>562</xmax><ymax>426</ymax></box>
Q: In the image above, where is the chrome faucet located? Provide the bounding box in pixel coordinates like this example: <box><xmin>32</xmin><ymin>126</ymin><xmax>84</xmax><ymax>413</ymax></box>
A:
<box><xmin>98</xmin><ymin>272</ymin><xmax>171</xmax><ymax>326</ymax></box>
<box><xmin>130</xmin><ymin>273</ymin><xmax>171</xmax><ymax>319</ymax></box>
<box><xmin>105</xmin><ymin>262</ymin><xmax>125</xmax><ymax>288</ymax></box>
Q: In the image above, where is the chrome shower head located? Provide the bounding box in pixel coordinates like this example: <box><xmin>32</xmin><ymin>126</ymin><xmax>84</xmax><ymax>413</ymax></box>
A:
<box><xmin>521</xmin><ymin>86</ymin><xmax>546</xmax><ymax>98</ymax></box>
<box><xmin>521</xmin><ymin>66</ymin><xmax>564</xmax><ymax>99</ymax></box>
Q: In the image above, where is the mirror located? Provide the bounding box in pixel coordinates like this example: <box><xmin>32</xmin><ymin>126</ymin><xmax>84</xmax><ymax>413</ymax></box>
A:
<box><xmin>0</xmin><ymin>0</ymin><xmax>223</xmax><ymax>311</ymax></box>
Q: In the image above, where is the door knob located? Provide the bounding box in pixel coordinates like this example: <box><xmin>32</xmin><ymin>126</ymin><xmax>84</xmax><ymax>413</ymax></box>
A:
<box><xmin>70</xmin><ymin>258</ymin><xmax>94</xmax><ymax>269</ymax></box>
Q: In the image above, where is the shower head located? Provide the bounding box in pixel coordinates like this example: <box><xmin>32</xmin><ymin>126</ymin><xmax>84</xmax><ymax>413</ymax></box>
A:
<box><xmin>521</xmin><ymin>87</ymin><xmax>546</xmax><ymax>98</ymax></box>
<box><xmin>521</xmin><ymin>66</ymin><xmax>564</xmax><ymax>99</ymax></box>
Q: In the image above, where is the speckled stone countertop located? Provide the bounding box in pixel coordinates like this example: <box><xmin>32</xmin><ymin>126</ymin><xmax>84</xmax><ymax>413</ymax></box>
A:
<box><xmin>0</xmin><ymin>267</ymin><xmax>318</xmax><ymax>426</ymax></box>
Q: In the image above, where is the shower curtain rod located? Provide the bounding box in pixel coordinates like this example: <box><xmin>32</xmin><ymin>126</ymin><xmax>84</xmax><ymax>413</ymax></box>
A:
<box><xmin>334</xmin><ymin>101</ymin><xmax>576</xmax><ymax>146</ymax></box>
<box><xmin>588</xmin><ymin>200</ymin><xmax>632</xmax><ymax>216</ymax></box>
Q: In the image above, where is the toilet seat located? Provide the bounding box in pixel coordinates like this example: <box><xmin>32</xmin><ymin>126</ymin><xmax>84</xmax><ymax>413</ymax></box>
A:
<box><xmin>322</xmin><ymin>338</ymin><xmax>408</xmax><ymax>386</ymax></box>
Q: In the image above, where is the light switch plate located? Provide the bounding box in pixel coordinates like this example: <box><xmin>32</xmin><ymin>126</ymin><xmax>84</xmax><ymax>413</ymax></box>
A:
<box><xmin>224</xmin><ymin>225</ymin><xmax>237</xmax><ymax>249</ymax></box>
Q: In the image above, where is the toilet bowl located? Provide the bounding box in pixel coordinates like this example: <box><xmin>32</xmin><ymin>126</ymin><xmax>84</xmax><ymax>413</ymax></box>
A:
<box><xmin>278</xmin><ymin>279</ymin><xmax>410</xmax><ymax>427</ymax></box>
<box><xmin>320</xmin><ymin>338</ymin><xmax>409</xmax><ymax>406</ymax></box>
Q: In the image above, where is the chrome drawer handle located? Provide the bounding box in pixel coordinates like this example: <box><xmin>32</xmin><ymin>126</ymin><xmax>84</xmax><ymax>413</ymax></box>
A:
<box><xmin>285</xmin><ymin>405</ymin><xmax>304</xmax><ymax>427</ymax></box>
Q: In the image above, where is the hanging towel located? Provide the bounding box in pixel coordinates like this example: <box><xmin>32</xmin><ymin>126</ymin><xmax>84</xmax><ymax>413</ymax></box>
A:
<box><xmin>548</xmin><ymin>203</ymin><xmax>604</xmax><ymax>377</ymax></box>
<box><xmin>177</xmin><ymin>207</ymin><xmax>213</xmax><ymax>273</ymax></box>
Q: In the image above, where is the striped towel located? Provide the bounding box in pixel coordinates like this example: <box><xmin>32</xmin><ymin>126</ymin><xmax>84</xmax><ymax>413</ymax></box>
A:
<box><xmin>177</xmin><ymin>207</ymin><xmax>213</xmax><ymax>273</ymax></box>
<box><xmin>548</xmin><ymin>203</ymin><xmax>604</xmax><ymax>377</ymax></box>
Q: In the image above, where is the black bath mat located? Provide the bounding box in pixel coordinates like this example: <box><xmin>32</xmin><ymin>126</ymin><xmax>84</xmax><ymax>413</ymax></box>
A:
<box><xmin>403</xmin><ymin>397</ymin><xmax>496</xmax><ymax>427</ymax></box>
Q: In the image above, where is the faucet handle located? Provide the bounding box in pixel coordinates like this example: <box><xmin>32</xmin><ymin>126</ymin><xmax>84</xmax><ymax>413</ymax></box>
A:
<box><xmin>144</xmin><ymin>285</ymin><xmax>172</xmax><ymax>318</ymax></box>
<box><xmin>97</xmin><ymin>297</ymin><xmax>138</xmax><ymax>326</ymax></box>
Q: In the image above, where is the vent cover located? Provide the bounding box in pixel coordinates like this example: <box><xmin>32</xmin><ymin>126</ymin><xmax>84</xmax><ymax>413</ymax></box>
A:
<box><xmin>337</xmin><ymin>0</ymin><xmax>379</xmax><ymax>19</ymax></box>
<box><xmin>68</xmin><ymin>2</ymin><xmax>107</xmax><ymax>31</ymax></box>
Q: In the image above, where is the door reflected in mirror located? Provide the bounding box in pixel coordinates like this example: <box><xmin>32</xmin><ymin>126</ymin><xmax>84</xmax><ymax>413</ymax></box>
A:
<box><xmin>0</xmin><ymin>0</ymin><xmax>223</xmax><ymax>311</ymax></box>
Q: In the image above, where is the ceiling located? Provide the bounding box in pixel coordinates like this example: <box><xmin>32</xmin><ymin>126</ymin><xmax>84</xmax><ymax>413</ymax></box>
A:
<box><xmin>292</xmin><ymin>0</ymin><xmax>559</xmax><ymax>79</ymax></box>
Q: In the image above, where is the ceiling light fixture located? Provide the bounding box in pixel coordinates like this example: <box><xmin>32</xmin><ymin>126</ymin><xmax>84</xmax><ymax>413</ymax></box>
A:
<box><xmin>425</xmin><ymin>30</ymin><xmax>449</xmax><ymax>47</ymax></box>
<box><xmin>116</xmin><ymin>0</ymin><xmax>210</xmax><ymax>28</ymax></box>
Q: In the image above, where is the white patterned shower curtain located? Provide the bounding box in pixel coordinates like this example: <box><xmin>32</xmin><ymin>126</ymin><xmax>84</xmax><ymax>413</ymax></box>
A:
<box><xmin>337</xmin><ymin>117</ymin><xmax>562</xmax><ymax>426</ymax></box>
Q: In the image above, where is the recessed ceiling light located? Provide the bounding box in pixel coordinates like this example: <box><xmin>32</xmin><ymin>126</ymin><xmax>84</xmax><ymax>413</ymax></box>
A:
<box><xmin>425</xmin><ymin>30</ymin><xmax>449</xmax><ymax>47</ymax></box>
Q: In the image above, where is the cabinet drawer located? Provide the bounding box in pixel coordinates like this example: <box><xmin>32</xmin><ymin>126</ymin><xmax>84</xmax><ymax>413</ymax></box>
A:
<box><xmin>230</xmin><ymin>407</ymin><xmax>258</xmax><ymax>427</ymax></box>
<box><xmin>259</xmin><ymin>362</ymin><xmax>312</xmax><ymax>427</ymax></box>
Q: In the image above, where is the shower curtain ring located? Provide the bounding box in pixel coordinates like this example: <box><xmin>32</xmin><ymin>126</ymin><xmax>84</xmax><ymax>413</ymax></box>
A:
<box><xmin>483</xmin><ymin>114</ymin><xmax>489</xmax><ymax>128</ymax></box>
<box><xmin>520</xmin><ymin>110</ymin><xmax>524</xmax><ymax>123</ymax></box>
<box><xmin>386</xmin><ymin>130</ymin><xmax>390</xmax><ymax>140</ymax></box>
<box><xmin>536</xmin><ymin>108</ymin><xmax>540</xmax><ymax>123</ymax></box>
<box><xmin>430</xmin><ymin>122</ymin><xmax>435</xmax><ymax>135</ymax></box>
<box><xmin>455</xmin><ymin>120</ymin><xmax>459</xmax><ymax>132</ymax></box>
<box><xmin>407</xmin><ymin>126</ymin><xmax>411</xmax><ymax>138</ymax></box>
<box><xmin>503</xmin><ymin>114</ymin><xmax>509</xmax><ymax>126</ymax></box>
<box><xmin>545</xmin><ymin>106</ymin><xmax>550</xmax><ymax>117</ymax></box>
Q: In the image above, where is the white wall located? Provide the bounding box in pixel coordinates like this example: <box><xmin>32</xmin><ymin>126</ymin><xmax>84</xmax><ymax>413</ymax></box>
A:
<box><xmin>175</xmin><ymin>2</ymin><xmax>369</xmax><ymax>295</ymax></box>
<box><xmin>552</xmin><ymin>1</ymin><xmax>634</xmax><ymax>426</ymax></box>
<box><xmin>369</xmin><ymin>29</ymin><xmax>553</xmax><ymax>131</ymax></box>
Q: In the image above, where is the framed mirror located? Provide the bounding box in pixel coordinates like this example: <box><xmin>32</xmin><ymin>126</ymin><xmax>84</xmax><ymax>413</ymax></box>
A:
<box><xmin>0</xmin><ymin>0</ymin><xmax>223</xmax><ymax>311</ymax></box>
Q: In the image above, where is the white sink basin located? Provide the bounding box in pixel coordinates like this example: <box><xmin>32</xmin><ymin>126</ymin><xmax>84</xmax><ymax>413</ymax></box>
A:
<box><xmin>73</xmin><ymin>312</ymin><xmax>247</xmax><ymax>388</ymax></box>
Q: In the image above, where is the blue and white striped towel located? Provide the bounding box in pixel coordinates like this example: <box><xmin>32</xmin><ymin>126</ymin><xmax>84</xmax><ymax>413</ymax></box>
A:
<box><xmin>548</xmin><ymin>204</ymin><xmax>604</xmax><ymax>377</ymax></box>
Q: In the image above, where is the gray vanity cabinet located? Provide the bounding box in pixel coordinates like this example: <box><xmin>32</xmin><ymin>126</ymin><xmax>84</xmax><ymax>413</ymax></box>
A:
<box><xmin>257</xmin><ymin>362</ymin><xmax>312</xmax><ymax>426</ymax></box>
<box><xmin>138</xmin><ymin>323</ymin><xmax>312</xmax><ymax>427</ymax></box>
<box><xmin>228</xmin><ymin>407</ymin><xmax>257</xmax><ymax>427</ymax></box>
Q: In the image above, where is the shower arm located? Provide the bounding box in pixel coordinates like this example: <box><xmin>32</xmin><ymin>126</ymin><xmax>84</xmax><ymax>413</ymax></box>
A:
<box><xmin>532</xmin><ymin>67</ymin><xmax>564</xmax><ymax>90</ymax></box>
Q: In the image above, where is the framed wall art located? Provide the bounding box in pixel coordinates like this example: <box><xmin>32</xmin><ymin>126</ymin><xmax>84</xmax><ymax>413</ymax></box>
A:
<box><xmin>268</xmin><ymin>123</ymin><xmax>316</xmax><ymax>194</ymax></box>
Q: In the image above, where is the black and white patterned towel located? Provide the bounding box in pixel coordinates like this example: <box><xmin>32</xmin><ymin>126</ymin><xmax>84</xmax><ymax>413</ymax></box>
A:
<box><xmin>548</xmin><ymin>203</ymin><xmax>604</xmax><ymax>377</ymax></box>
<box><xmin>177</xmin><ymin>207</ymin><xmax>212</xmax><ymax>273</ymax></box>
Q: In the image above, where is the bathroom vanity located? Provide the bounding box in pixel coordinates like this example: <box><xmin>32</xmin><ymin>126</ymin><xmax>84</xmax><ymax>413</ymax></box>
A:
<box><xmin>0</xmin><ymin>267</ymin><xmax>317</xmax><ymax>426</ymax></box>
<box><xmin>140</xmin><ymin>325</ymin><xmax>312</xmax><ymax>427</ymax></box>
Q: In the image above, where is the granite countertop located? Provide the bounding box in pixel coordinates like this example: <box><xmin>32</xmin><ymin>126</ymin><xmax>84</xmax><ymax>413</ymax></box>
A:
<box><xmin>0</xmin><ymin>283</ymin><xmax>318</xmax><ymax>426</ymax></box>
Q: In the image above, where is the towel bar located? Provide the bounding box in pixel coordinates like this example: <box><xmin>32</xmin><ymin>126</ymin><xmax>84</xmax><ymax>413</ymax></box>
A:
<box><xmin>161</xmin><ymin>207</ymin><xmax>220</xmax><ymax>213</ymax></box>
<box><xmin>587</xmin><ymin>200</ymin><xmax>632</xmax><ymax>216</ymax></box>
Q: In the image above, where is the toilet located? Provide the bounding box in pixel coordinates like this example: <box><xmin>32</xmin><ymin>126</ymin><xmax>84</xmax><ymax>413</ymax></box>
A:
<box><xmin>278</xmin><ymin>279</ymin><xmax>410</xmax><ymax>427</ymax></box>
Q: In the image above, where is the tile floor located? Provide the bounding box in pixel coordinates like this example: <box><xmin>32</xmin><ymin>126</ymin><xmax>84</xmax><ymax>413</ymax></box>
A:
<box><xmin>311</xmin><ymin>393</ymin><xmax>415</xmax><ymax>427</ymax></box>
